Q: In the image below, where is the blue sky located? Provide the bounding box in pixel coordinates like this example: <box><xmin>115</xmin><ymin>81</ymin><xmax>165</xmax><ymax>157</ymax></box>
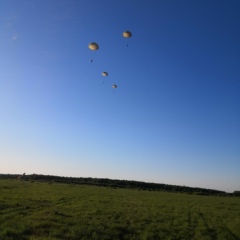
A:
<box><xmin>0</xmin><ymin>0</ymin><xmax>239</xmax><ymax>192</ymax></box>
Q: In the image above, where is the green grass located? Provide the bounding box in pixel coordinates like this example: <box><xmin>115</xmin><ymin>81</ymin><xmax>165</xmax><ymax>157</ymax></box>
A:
<box><xmin>0</xmin><ymin>180</ymin><xmax>239</xmax><ymax>240</ymax></box>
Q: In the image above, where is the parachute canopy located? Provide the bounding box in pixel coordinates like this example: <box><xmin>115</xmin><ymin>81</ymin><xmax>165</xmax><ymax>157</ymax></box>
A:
<box><xmin>88</xmin><ymin>42</ymin><xmax>99</xmax><ymax>50</ymax></box>
<box><xmin>112</xmin><ymin>84</ymin><xmax>117</xmax><ymax>89</ymax></box>
<box><xmin>102</xmin><ymin>72</ymin><xmax>108</xmax><ymax>77</ymax></box>
<box><xmin>123</xmin><ymin>31</ymin><xmax>132</xmax><ymax>38</ymax></box>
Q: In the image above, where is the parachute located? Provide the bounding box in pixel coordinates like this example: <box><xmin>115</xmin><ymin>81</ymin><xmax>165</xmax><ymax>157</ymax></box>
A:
<box><xmin>123</xmin><ymin>31</ymin><xmax>132</xmax><ymax>47</ymax></box>
<box><xmin>88</xmin><ymin>42</ymin><xmax>99</xmax><ymax>51</ymax></box>
<box><xmin>123</xmin><ymin>31</ymin><xmax>132</xmax><ymax>38</ymax></box>
<box><xmin>88</xmin><ymin>42</ymin><xmax>99</xmax><ymax>62</ymax></box>
<box><xmin>112</xmin><ymin>84</ymin><xmax>117</xmax><ymax>89</ymax></box>
<box><xmin>102</xmin><ymin>72</ymin><xmax>108</xmax><ymax>77</ymax></box>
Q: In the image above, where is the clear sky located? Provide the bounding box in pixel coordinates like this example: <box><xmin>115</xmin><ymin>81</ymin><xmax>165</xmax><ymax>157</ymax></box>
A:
<box><xmin>1</xmin><ymin>0</ymin><xmax>239</xmax><ymax>192</ymax></box>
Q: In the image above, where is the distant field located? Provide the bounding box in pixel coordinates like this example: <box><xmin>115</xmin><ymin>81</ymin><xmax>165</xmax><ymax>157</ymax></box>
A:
<box><xmin>0</xmin><ymin>180</ymin><xmax>239</xmax><ymax>240</ymax></box>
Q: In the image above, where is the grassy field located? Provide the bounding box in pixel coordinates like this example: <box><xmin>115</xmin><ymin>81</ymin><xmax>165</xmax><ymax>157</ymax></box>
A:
<box><xmin>0</xmin><ymin>180</ymin><xmax>239</xmax><ymax>240</ymax></box>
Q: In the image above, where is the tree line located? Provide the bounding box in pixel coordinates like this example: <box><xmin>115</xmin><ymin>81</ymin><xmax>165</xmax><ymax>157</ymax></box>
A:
<box><xmin>0</xmin><ymin>173</ymin><xmax>238</xmax><ymax>196</ymax></box>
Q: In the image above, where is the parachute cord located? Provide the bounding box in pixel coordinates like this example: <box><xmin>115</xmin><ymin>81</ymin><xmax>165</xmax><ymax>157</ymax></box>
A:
<box><xmin>91</xmin><ymin>52</ymin><xmax>95</xmax><ymax>63</ymax></box>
